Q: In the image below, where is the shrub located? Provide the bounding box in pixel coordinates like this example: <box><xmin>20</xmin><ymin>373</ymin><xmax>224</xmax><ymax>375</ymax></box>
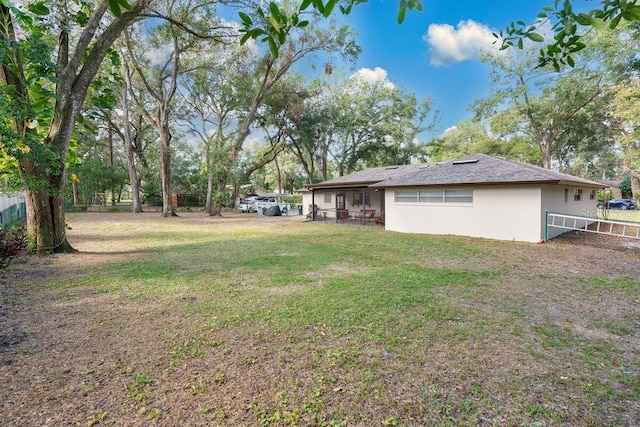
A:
<box><xmin>0</xmin><ymin>227</ymin><xmax>28</xmax><ymax>269</ymax></box>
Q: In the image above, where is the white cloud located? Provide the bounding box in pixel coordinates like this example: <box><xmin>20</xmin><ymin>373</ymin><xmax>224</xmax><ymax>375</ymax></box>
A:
<box><xmin>424</xmin><ymin>20</ymin><xmax>500</xmax><ymax>66</ymax></box>
<box><xmin>443</xmin><ymin>125</ymin><xmax>458</xmax><ymax>135</ymax></box>
<box><xmin>145</xmin><ymin>43</ymin><xmax>174</xmax><ymax>66</ymax></box>
<box><xmin>350</xmin><ymin>67</ymin><xmax>396</xmax><ymax>89</ymax></box>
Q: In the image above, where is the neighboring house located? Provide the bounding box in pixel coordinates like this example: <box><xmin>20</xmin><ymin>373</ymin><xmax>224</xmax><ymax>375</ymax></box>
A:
<box><xmin>600</xmin><ymin>179</ymin><xmax>622</xmax><ymax>199</ymax></box>
<box><xmin>306</xmin><ymin>153</ymin><xmax>605</xmax><ymax>243</ymax></box>
<box><xmin>235</xmin><ymin>185</ymin><xmax>272</xmax><ymax>207</ymax></box>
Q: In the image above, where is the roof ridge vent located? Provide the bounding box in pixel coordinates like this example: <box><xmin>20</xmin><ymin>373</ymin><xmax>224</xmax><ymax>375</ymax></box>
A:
<box><xmin>385</xmin><ymin>166</ymin><xmax>398</xmax><ymax>170</ymax></box>
<box><xmin>452</xmin><ymin>159</ymin><xmax>479</xmax><ymax>165</ymax></box>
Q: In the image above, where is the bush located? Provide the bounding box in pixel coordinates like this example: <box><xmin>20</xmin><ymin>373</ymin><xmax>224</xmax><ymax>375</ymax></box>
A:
<box><xmin>0</xmin><ymin>227</ymin><xmax>28</xmax><ymax>269</ymax></box>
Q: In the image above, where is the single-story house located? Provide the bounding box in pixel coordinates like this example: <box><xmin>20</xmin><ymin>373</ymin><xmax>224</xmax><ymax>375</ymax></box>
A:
<box><xmin>305</xmin><ymin>153</ymin><xmax>605</xmax><ymax>243</ymax></box>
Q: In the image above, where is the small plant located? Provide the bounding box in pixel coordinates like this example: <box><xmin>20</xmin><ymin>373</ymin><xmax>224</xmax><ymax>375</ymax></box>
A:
<box><xmin>147</xmin><ymin>408</ymin><xmax>161</xmax><ymax>420</ymax></box>
<box><xmin>0</xmin><ymin>226</ymin><xmax>28</xmax><ymax>269</ymax></box>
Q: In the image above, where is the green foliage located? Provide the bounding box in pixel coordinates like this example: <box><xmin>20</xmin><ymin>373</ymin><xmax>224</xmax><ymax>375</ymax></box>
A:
<box><xmin>0</xmin><ymin>2</ymin><xmax>59</xmax><ymax>191</ymax></box>
<box><xmin>239</xmin><ymin>0</ymin><xmax>375</xmax><ymax>57</ymax></box>
<box><xmin>501</xmin><ymin>0</ymin><xmax>640</xmax><ymax>70</ymax></box>
<box><xmin>0</xmin><ymin>226</ymin><xmax>28</xmax><ymax>269</ymax></box>
<box><xmin>67</xmin><ymin>157</ymin><xmax>128</xmax><ymax>206</ymax></box>
<box><xmin>106</xmin><ymin>0</ymin><xmax>132</xmax><ymax>18</ymax></box>
<box><xmin>283</xmin><ymin>194</ymin><xmax>302</xmax><ymax>205</ymax></box>
<box><xmin>619</xmin><ymin>175</ymin><xmax>632</xmax><ymax>195</ymax></box>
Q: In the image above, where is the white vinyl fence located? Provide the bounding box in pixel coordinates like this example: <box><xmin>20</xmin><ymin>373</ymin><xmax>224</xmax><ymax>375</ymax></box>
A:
<box><xmin>0</xmin><ymin>193</ymin><xmax>26</xmax><ymax>229</ymax></box>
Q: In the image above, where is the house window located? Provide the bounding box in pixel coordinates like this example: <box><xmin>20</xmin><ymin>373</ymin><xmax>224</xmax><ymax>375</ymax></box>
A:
<box><xmin>444</xmin><ymin>189</ymin><xmax>473</xmax><ymax>203</ymax></box>
<box><xmin>324</xmin><ymin>193</ymin><xmax>332</xmax><ymax>203</ymax></box>
<box><xmin>395</xmin><ymin>190</ymin><xmax>418</xmax><ymax>203</ymax></box>
<box><xmin>419</xmin><ymin>190</ymin><xmax>444</xmax><ymax>203</ymax></box>
<box><xmin>589</xmin><ymin>189</ymin><xmax>596</xmax><ymax>200</ymax></box>
<box><xmin>395</xmin><ymin>189</ymin><xmax>472</xmax><ymax>204</ymax></box>
<box><xmin>574</xmin><ymin>189</ymin><xmax>582</xmax><ymax>202</ymax></box>
<box><xmin>353</xmin><ymin>192</ymin><xmax>371</xmax><ymax>206</ymax></box>
<box><xmin>564</xmin><ymin>188</ymin><xmax>569</xmax><ymax>203</ymax></box>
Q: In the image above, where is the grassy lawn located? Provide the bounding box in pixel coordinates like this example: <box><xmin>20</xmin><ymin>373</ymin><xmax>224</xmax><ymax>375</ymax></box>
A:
<box><xmin>1</xmin><ymin>212</ymin><xmax>638</xmax><ymax>426</ymax></box>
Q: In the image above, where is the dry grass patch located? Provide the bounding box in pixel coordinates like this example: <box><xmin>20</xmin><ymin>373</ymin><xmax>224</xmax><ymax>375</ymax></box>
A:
<box><xmin>1</xmin><ymin>212</ymin><xmax>638</xmax><ymax>426</ymax></box>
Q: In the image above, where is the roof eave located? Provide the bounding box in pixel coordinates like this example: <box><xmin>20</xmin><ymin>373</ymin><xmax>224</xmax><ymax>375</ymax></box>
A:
<box><xmin>306</xmin><ymin>181</ymin><xmax>382</xmax><ymax>190</ymax></box>
<box><xmin>372</xmin><ymin>179</ymin><xmax>606</xmax><ymax>188</ymax></box>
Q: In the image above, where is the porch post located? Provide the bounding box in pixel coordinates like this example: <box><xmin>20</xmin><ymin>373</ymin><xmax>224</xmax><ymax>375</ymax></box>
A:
<box><xmin>362</xmin><ymin>190</ymin><xmax>366</xmax><ymax>225</ymax></box>
<box><xmin>311</xmin><ymin>190</ymin><xmax>315</xmax><ymax>221</ymax></box>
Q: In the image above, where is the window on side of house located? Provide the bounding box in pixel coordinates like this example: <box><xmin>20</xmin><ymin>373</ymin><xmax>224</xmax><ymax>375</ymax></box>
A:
<box><xmin>395</xmin><ymin>189</ymin><xmax>473</xmax><ymax>204</ymax></box>
<box><xmin>353</xmin><ymin>192</ymin><xmax>371</xmax><ymax>206</ymax></box>
<box><xmin>589</xmin><ymin>189</ymin><xmax>596</xmax><ymax>200</ymax></box>
<box><xmin>564</xmin><ymin>188</ymin><xmax>569</xmax><ymax>203</ymax></box>
<box><xmin>444</xmin><ymin>189</ymin><xmax>473</xmax><ymax>203</ymax></box>
<box><xmin>574</xmin><ymin>189</ymin><xmax>582</xmax><ymax>202</ymax></box>
<box><xmin>419</xmin><ymin>190</ymin><xmax>444</xmax><ymax>203</ymax></box>
<box><xmin>324</xmin><ymin>193</ymin><xmax>332</xmax><ymax>203</ymax></box>
<box><xmin>395</xmin><ymin>190</ymin><xmax>418</xmax><ymax>203</ymax></box>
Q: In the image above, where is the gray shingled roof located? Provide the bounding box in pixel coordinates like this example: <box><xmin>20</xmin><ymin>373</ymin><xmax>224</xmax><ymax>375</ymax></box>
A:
<box><xmin>370</xmin><ymin>153</ymin><xmax>605</xmax><ymax>188</ymax></box>
<box><xmin>307</xmin><ymin>163</ymin><xmax>425</xmax><ymax>189</ymax></box>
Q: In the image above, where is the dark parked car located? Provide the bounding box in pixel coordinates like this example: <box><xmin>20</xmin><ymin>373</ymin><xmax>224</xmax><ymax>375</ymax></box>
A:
<box><xmin>598</xmin><ymin>198</ymin><xmax>637</xmax><ymax>210</ymax></box>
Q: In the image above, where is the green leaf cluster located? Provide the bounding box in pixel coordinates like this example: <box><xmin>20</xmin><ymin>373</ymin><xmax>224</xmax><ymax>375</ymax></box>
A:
<box><xmin>106</xmin><ymin>0</ymin><xmax>132</xmax><ymax>18</ymax></box>
<box><xmin>239</xmin><ymin>0</ymin><xmax>370</xmax><ymax>58</ymax></box>
<box><xmin>500</xmin><ymin>0</ymin><xmax>640</xmax><ymax>71</ymax></box>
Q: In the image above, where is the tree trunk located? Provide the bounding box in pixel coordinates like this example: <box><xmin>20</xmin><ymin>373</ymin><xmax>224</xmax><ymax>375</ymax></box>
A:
<box><xmin>108</xmin><ymin>126</ymin><xmax>116</xmax><ymax>206</ymax></box>
<box><xmin>274</xmin><ymin>156</ymin><xmax>283</xmax><ymax>195</ymax></box>
<box><xmin>205</xmin><ymin>171</ymin><xmax>214</xmax><ymax>214</ymax></box>
<box><xmin>159</xmin><ymin>121</ymin><xmax>177</xmax><ymax>217</ymax></box>
<box><xmin>23</xmin><ymin>177</ymin><xmax>75</xmax><ymax>253</ymax></box>
<box><xmin>211</xmin><ymin>179</ymin><xmax>226</xmax><ymax>216</ymax></box>
<box><xmin>629</xmin><ymin>169</ymin><xmax>640</xmax><ymax>200</ymax></box>
<box><xmin>125</xmin><ymin>151</ymin><xmax>143</xmax><ymax>213</ymax></box>
<box><xmin>121</xmin><ymin>81</ymin><xmax>143</xmax><ymax>213</ymax></box>
<box><xmin>72</xmin><ymin>180</ymin><xmax>80</xmax><ymax>206</ymax></box>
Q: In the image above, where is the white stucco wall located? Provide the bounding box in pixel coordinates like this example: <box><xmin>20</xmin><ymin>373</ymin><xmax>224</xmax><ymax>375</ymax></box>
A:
<box><xmin>384</xmin><ymin>185</ymin><xmax>542</xmax><ymax>242</ymax></box>
<box><xmin>385</xmin><ymin>184</ymin><xmax>600</xmax><ymax>243</ymax></box>
<box><xmin>302</xmin><ymin>192</ymin><xmax>313</xmax><ymax>216</ymax></box>
<box><xmin>541</xmin><ymin>185</ymin><xmax>599</xmax><ymax>239</ymax></box>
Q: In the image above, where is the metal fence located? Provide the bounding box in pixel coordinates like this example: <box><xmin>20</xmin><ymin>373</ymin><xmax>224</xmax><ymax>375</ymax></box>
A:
<box><xmin>0</xmin><ymin>193</ymin><xmax>26</xmax><ymax>229</ymax></box>
<box><xmin>545</xmin><ymin>211</ymin><xmax>640</xmax><ymax>242</ymax></box>
<box><xmin>545</xmin><ymin>211</ymin><xmax>640</xmax><ymax>254</ymax></box>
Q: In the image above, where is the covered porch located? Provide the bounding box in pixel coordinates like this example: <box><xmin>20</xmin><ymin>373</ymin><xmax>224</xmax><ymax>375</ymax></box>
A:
<box><xmin>305</xmin><ymin>185</ymin><xmax>386</xmax><ymax>226</ymax></box>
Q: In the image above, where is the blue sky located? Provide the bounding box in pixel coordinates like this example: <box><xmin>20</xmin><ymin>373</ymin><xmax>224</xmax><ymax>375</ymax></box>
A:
<box><xmin>332</xmin><ymin>1</ymin><xmax>552</xmax><ymax>138</ymax></box>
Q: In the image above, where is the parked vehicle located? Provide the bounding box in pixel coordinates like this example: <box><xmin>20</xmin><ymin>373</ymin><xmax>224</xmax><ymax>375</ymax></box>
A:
<box><xmin>238</xmin><ymin>196</ymin><xmax>259</xmax><ymax>213</ymax></box>
<box><xmin>598</xmin><ymin>198</ymin><xmax>637</xmax><ymax>210</ymax></box>
<box><xmin>255</xmin><ymin>198</ymin><xmax>289</xmax><ymax>215</ymax></box>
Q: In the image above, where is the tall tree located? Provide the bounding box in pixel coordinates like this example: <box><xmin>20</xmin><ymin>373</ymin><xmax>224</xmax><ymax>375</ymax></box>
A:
<box><xmin>175</xmin><ymin>48</ymin><xmax>254</xmax><ymax>214</ymax></box>
<box><xmin>123</xmin><ymin>0</ymin><xmax>225</xmax><ymax>217</ymax></box>
<box><xmin>473</xmin><ymin>41</ymin><xmax>616</xmax><ymax>170</ymax></box>
<box><xmin>329</xmin><ymin>76</ymin><xmax>434</xmax><ymax>175</ymax></box>
<box><xmin>209</xmin><ymin>12</ymin><xmax>360</xmax><ymax>214</ymax></box>
<box><xmin>426</xmin><ymin>120</ymin><xmax>540</xmax><ymax>164</ymax></box>
<box><xmin>0</xmin><ymin>0</ymin><xmax>152</xmax><ymax>252</ymax></box>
